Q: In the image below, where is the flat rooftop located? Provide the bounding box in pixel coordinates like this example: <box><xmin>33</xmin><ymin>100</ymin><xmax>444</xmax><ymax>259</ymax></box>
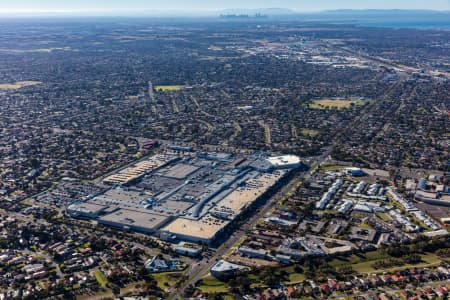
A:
<box><xmin>162</xmin><ymin>163</ymin><xmax>200</xmax><ymax>179</ymax></box>
<box><xmin>211</xmin><ymin>260</ymin><xmax>248</xmax><ymax>273</ymax></box>
<box><xmin>70</xmin><ymin>151</ymin><xmax>301</xmax><ymax>244</ymax></box>
<box><xmin>213</xmin><ymin>170</ymin><xmax>286</xmax><ymax>217</ymax></box>
<box><xmin>162</xmin><ymin>214</ymin><xmax>227</xmax><ymax>241</ymax></box>
<box><xmin>103</xmin><ymin>188</ymin><xmax>149</xmax><ymax>202</ymax></box>
<box><xmin>155</xmin><ymin>200</ymin><xmax>194</xmax><ymax>214</ymax></box>
<box><xmin>266</xmin><ymin>155</ymin><xmax>301</xmax><ymax>168</ymax></box>
<box><xmin>67</xmin><ymin>202</ymin><xmax>107</xmax><ymax>215</ymax></box>
<box><xmin>99</xmin><ymin>209</ymin><xmax>170</xmax><ymax>232</ymax></box>
<box><xmin>89</xmin><ymin>187</ymin><xmax>149</xmax><ymax>210</ymax></box>
<box><xmin>103</xmin><ymin>154</ymin><xmax>176</xmax><ymax>185</ymax></box>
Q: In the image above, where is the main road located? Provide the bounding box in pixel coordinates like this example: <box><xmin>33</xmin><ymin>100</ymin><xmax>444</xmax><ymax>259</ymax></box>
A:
<box><xmin>168</xmin><ymin>150</ymin><xmax>330</xmax><ymax>300</ymax></box>
<box><xmin>168</xmin><ymin>83</ymin><xmax>384</xmax><ymax>299</ymax></box>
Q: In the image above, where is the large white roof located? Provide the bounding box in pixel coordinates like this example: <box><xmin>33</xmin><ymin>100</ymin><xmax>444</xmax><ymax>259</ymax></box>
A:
<box><xmin>211</xmin><ymin>260</ymin><xmax>248</xmax><ymax>272</ymax></box>
<box><xmin>266</xmin><ymin>155</ymin><xmax>301</xmax><ymax>167</ymax></box>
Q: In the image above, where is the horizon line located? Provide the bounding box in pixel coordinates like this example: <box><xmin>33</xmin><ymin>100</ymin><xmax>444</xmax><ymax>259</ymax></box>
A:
<box><xmin>1</xmin><ymin>7</ymin><xmax>450</xmax><ymax>17</ymax></box>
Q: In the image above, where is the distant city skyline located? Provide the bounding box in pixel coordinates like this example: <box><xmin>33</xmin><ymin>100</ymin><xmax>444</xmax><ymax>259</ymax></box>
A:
<box><xmin>1</xmin><ymin>0</ymin><xmax>449</xmax><ymax>14</ymax></box>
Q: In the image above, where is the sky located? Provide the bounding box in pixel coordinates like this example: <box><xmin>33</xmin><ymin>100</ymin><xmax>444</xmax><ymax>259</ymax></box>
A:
<box><xmin>0</xmin><ymin>0</ymin><xmax>449</xmax><ymax>14</ymax></box>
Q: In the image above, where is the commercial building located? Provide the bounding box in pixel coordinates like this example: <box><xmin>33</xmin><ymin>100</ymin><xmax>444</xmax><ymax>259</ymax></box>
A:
<box><xmin>67</xmin><ymin>202</ymin><xmax>108</xmax><ymax>219</ymax></box>
<box><xmin>160</xmin><ymin>214</ymin><xmax>226</xmax><ymax>244</ymax></box>
<box><xmin>103</xmin><ymin>154</ymin><xmax>176</xmax><ymax>185</ymax></box>
<box><xmin>144</xmin><ymin>256</ymin><xmax>183</xmax><ymax>273</ymax></box>
<box><xmin>69</xmin><ymin>150</ymin><xmax>302</xmax><ymax>245</ymax></box>
<box><xmin>98</xmin><ymin>209</ymin><xmax>172</xmax><ymax>233</ymax></box>
<box><xmin>161</xmin><ymin>169</ymin><xmax>288</xmax><ymax>244</ymax></box>
<box><xmin>344</xmin><ymin>167</ymin><xmax>366</xmax><ymax>177</ymax></box>
<box><xmin>174</xmin><ymin>242</ymin><xmax>202</xmax><ymax>257</ymax></box>
<box><xmin>238</xmin><ymin>246</ymin><xmax>270</xmax><ymax>259</ymax></box>
<box><xmin>210</xmin><ymin>260</ymin><xmax>249</xmax><ymax>280</ymax></box>
<box><xmin>266</xmin><ymin>155</ymin><xmax>302</xmax><ymax>170</ymax></box>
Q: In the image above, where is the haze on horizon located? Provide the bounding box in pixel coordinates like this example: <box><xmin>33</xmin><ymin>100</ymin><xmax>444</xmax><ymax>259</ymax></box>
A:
<box><xmin>1</xmin><ymin>0</ymin><xmax>450</xmax><ymax>14</ymax></box>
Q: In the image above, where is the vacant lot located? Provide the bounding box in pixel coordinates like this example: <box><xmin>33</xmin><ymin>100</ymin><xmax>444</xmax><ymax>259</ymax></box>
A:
<box><xmin>308</xmin><ymin>99</ymin><xmax>365</xmax><ymax>110</ymax></box>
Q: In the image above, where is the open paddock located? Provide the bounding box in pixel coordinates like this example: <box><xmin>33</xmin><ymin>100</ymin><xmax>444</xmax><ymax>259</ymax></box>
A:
<box><xmin>308</xmin><ymin>98</ymin><xmax>365</xmax><ymax>110</ymax></box>
<box><xmin>154</xmin><ymin>85</ymin><xmax>183</xmax><ymax>91</ymax></box>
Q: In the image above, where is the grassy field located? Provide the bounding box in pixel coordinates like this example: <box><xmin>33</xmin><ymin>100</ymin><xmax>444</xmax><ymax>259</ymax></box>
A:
<box><xmin>376</xmin><ymin>212</ymin><xmax>392</xmax><ymax>221</ymax></box>
<box><xmin>301</xmin><ymin>128</ymin><xmax>320</xmax><ymax>137</ymax></box>
<box><xmin>93</xmin><ymin>269</ymin><xmax>108</xmax><ymax>286</ymax></box>
<box><xmin>78</xmin><ymin>281</ymin><xmax>145</xmax><ymax>300</ymax></box>
<box><xmin>152</xmin><ymin>272</ymin><xmax>182</xmax><ymax>291</ymax></box>
<box><xmin>330</xmin><ymin>250</ymin><xmax>389</xmax><ymax>268</ymax></box>
<box><xmin>198</xmin><ymin>278</ymin><xmax>229</xmax><ymax>293</ymax></box>
<box><xmin>308</xmin><ymin>99</ymin><xmax>365</xmax><ymax>110</ymax></box>
<box><xmin>359</xmin><ymin>223</ymin><xmax>373</xmax><ymax>230</ymax></box>
<box><xmin>154</xmin><ymin>85</ymin><xmax>183</xmax><ymax>92</ymax></box>
<box><xmin>0</xmin><ymin>81</ymin><xmax>42</xmax><ymax>90</ymax></box>
<box><xmin>319</xmin><ymin>164</ymin><xmax>347</xmax><ymax>171</ymax></box>
<box><xmin>119</xmin><ymin>281</ymin><xmax>145</xmax><ymax>295</ymax></box>
<box><xmin>286</xmin><ymin>272</ymin><xmax>306</xmax><ymax>284</ymax></box>
<box><xmin>330</xmin><ymin>251</ymin><xmax>442</xmax><ymax>274</ymax></box>
<box><xmin>352</xmin><ymin>253</ymin><xmax>441</xmax><ymax>274</ymax></box>
<box><xmin>278</xmin><ymin>265</ymin><xmax>306</xmax><ymax>285</ymax></box>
